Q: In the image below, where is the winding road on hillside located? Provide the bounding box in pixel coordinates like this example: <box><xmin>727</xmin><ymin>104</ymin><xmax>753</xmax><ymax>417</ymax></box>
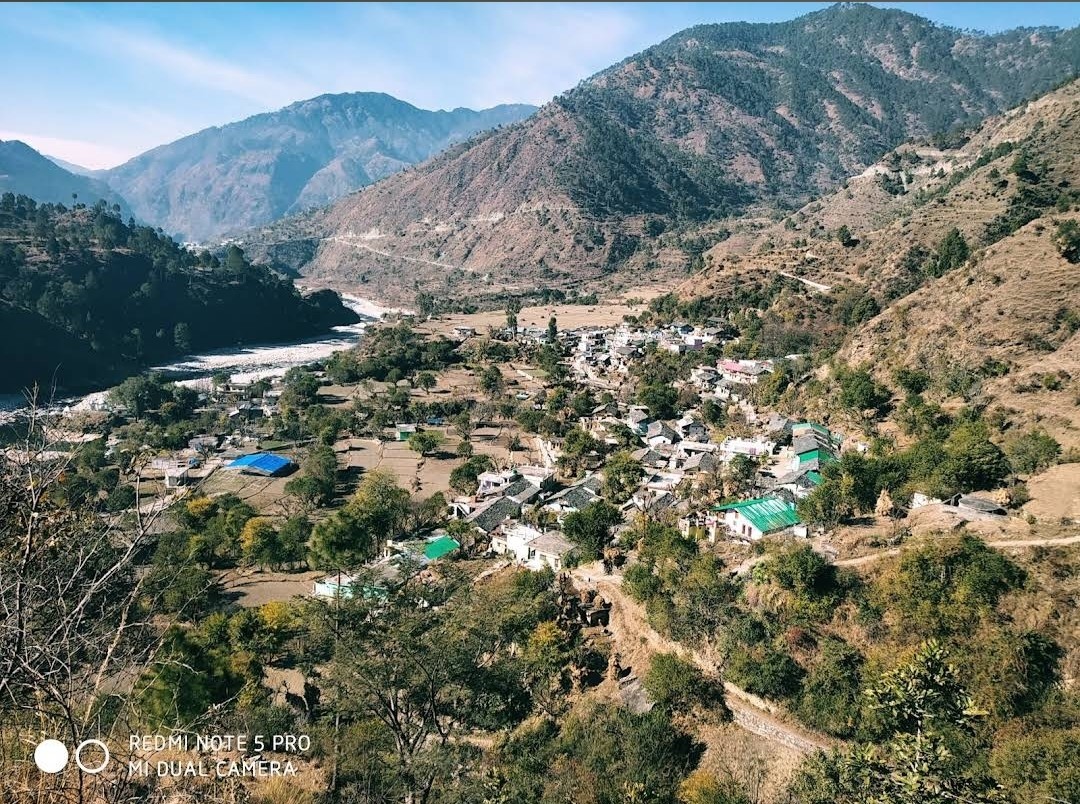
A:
<box><xmin>570</xmin><ymin>530</ymin><xmax>1079</xmax><ymax>755</ymax></box>
<box><xmin>570</xmin><ymin>565</ymin><xmax>836</xmax><ymax>755</ymax></box>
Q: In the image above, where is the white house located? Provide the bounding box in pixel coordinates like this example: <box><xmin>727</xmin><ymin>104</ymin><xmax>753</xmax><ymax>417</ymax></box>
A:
<box><xmin>718</xmin><ymin>436</ymin><xmax>775</xmax><ymax>461</ymax></box>
<box><xmin>478</xmin><ymin>468</ymin><xmax>520</xmax><ymax>496</ymax></box>
<box><xmin>491</xmin><ymin>523</ymin><xmax>575</xmax><ymax>571</ymax></box>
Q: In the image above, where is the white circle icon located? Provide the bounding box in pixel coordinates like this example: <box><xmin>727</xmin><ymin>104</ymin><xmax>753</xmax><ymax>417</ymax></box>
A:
<box><xmin>34</xmin><ymin>739</ymin><xmax>69</xmax><ymax>774</ymax></box>
<box><xmin>75</xmin><ymin>740</ymin><xmax>110</xmax><ymax>774</ymax></box>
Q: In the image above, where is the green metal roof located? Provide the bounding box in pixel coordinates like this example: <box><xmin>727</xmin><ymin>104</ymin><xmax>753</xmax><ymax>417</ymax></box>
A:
<box><xmin>798</xmin><ymin>449</ymin><xmax>836</xmax><ymax>466</ymax></box>
<box><xmin>793</xmin><ymin>422</ymin><xmax>829</xmax><ymax>436</ymax></box>
<box><xmin>715</xmin><ymin>497</ymin><xmax>800</xmax><ymax>533</ymax></box>
<box><xmin>806</xmin><ymin>471</ymin><xmax>822</xmax><ymax>485</ymax></box>
<box><xmin>424</xmin><ymin>535</ymin><xmax>460</xmax><ymax>561</ymax></box>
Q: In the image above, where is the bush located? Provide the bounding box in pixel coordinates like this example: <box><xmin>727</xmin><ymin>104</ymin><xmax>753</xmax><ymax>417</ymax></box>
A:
<box><xmin>644</xmin><ymin>653</ymin><xmax>725</xmax><ymax>715</ymax></box>
<box><xmin>727</xmin><ymin>646</ymin><xmax>804</xmax><ymax>700</ymax></box>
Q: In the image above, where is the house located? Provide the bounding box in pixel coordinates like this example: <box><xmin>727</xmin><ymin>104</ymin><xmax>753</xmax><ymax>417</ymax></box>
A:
<box><xmin>772</xmin><ymin>467</ymin><xmax>822</xmax><ymax>500</ymax></box>
<box><xmin>491</xmin><ymin>523</ymin><xmax>576</xmax><ymax>571</ymax></box>
<box><xmin>646</xmin><ymin>421</ymin><xmax>679</xmax><ymax>447</ymax></box>
<box><xmin>719</xmin><ymin>359</ymin><xmax>773</xmax><ymax>385</ymax></box>
<box><xmin>395</xmin><ymin>423</ymin><xmax>418</xmax><ymax>442</ymax></box>
<box><xmin>691</xmin><ymin>365</ymin><xmax>720</xmax><ymax>391</ymax></box>
<box><xmin>452</xmin><ymin>326</ymin><xmax>477</xmax><ymax>339</ymax></box>
<box><xmin>627</xmin><ymin>407</ymin><xmax>652</xmax><ymax>435</ymax></box>
<box><xmin>718</xmin><ymin>436</ymin><xmax>775</xmax><ymax>461</ymax></box>
<box><xmin>478</xmin><ymin>468</ymin><xmax>520</xmax><ymax>497</ymax></box>
<box><xmin>516</xmin><ymin>465</ymin><xmax>557</xmax><ymax>491</ymax></box>
<box><xmin>676</xmin><ymin>415</ymin><xmax>708</xmax><ymax>442</ymax></box>
<box><xmin>503</xmin><ymin>479</ymin><xmax>542</xmax><ymax>506</ymax></box>
<box><xmin>712</xmin><ymin>497</ymin><xmax>801</xmax><ymax>542</ymax></box>
<box><xmin>188</xmin><ymin>435</ymin><xmax>220</xmax><ymax>454</ymax></box>
<box><xmin>682</xmin><ymin>451</ymin><xmax>718</xmax><ymax>474</ymax></box>
<box><xmin>466</xmin><ymin>496</ymin><xmax>522</xmax><ymax>535</ymax></box>
<box><xmin>227</xmin><ymin>452</ymin><xmax>296</xmax><ymax>477</ymax></box>
<box><xmin>544</xmin><ymin>474</ymin><xmax>603</xmax><ymax>517</ymax></box>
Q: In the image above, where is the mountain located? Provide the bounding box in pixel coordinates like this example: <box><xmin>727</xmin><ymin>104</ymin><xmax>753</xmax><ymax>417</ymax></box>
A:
<box><xmin>681</xmin><ymin>78</ymin><xmax>1080</xmax><ymax>448</ymax></box>
<box><xmin>44</xmin><ymin>155</ymin><xmax>100</xmax><ymax>177</ymax></box>
<box><xmin>0</xmin><ymin>140</ymin><xmax>131</xmax><ymax>217</ymax></box>
<box><xmin>240</xmin><ymin>3</ymin><xmax>1080</xmax><ymax>307</ymax></box>
<box><xmin>0</xmin><ymin>193</ymin><xmax>358</xmax><ymax>393</ymax></box>
<box><xmin>102</xmin><ymin>93</ymin><xmax>537</xmax><ymax>242</ymax></box>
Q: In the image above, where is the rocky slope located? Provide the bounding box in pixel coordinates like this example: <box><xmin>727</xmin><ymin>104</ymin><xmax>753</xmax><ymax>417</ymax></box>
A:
<box><xmin>240</xmin><ymin>3</ymin><xmax>1080</xmax><ymax>306</ymax></box>
<box><xmin>103</xmin><ymin>94</ymin><xmax>535</xmax><ymax>243</ymax></box>
<box><xmin>684</xmin><ymin>79</ymin><xmax>1080</xmax><ymax>447</ymax></box>
<box><xmin>0</xmin><ymin>140</ymin><xmax>131</xmax><ymax>217</ymax></box>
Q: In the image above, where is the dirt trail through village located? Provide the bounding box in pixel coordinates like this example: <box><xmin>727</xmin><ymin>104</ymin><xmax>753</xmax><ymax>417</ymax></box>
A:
<box><xmin>571</xmin><ymin>566</ymin><xmax>836</xmax><ymax>755</ymax></box>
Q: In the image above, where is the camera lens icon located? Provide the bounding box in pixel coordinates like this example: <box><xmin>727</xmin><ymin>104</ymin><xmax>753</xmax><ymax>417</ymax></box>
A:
<box><xmin>34</xmin><ymin>739</ymin><xmax>110</xmax><ymax>775</ymax></box>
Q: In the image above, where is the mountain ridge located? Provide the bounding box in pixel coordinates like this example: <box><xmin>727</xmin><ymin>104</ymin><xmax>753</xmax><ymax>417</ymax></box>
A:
<box><xmin>102</xmin><ymin>92</ymin><xmax>537</xmax><ymax>242</ymax></box>
<box><xmin>0</xmin><ymin>140</ymin><xmax>131</xmax><ymax>218</ymax></box>
<box><xmin>238</xmin><ymin>3</ymin><xmax>1080</xmax><ymax>306</ymax></box>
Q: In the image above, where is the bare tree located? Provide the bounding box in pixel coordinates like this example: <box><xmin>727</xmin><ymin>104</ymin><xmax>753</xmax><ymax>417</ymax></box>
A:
<box><xmin>0</xmin><ymin>393</ymin><xmax>212</xmax><ymax>803</ymax></box>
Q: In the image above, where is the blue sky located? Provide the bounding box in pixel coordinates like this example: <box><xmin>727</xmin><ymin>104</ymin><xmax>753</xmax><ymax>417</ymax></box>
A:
<box><xmin>2</xmin><ymin>2</ymin><xmax>1078</xmax><ymax>169</ymax></box>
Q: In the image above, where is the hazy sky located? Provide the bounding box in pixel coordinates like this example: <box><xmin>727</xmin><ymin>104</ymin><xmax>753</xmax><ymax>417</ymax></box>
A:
<box><xmin>2</xmin><ymin>2</ymin><xmax>1078</xmax><ymax>169</ymax></box>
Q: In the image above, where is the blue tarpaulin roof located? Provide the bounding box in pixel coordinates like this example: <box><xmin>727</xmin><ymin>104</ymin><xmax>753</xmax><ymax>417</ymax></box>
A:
<box><xmin>228</xmin><ymin>452</ymin><xmax>294</xmax><ymax>476</ymax></box>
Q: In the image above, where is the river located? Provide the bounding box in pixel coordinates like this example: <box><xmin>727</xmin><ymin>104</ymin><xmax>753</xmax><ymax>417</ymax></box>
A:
<box><xmin>0</xmin><ymin>294</ymin><xmax>388</xmax><ymax>419</ymax></box>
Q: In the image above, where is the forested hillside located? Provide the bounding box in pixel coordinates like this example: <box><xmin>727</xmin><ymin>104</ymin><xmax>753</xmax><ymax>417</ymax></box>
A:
<box><xmin>0</xmin><ymin>193</ymin><xmax>358</xmax><ymax>393</ymax></box>
<box><xmin>241</xmin><ymin>4</ymin><xmax>1080</xmax><ymax>305</ymax></box>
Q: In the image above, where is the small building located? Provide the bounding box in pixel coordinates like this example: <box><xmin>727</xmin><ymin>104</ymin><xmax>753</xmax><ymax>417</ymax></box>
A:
<box><xmin>423</xmin><ymin>534</ymin><xmax>461</xmax><ymax>561</ymax></box>
<box><xmin>491</xmin><ymin>523</ymin><xmax>576</xmax><ymax>571</ymax></box>
<box><xmin>466</xmin><ymin>496</ymin><xmax>522</xmax><ymax>535</ymax></box>
<box><xmin>312</xmin><ymin>571</ymin><xmax>361</xmax><ymax>599</ymax></box>
<box><xmin>226</xmin><ymin>452</ymin><xmax>296</xmax><ymax>477</ymax></box>
<box><xmin>713</xmin><ymin>497</ymin><xmax>801</xmax><ymax>542</ymax></box>
<box><xmin>946</xmin><ymin>494</ymin><xmax>1007</xmax><ymax>517</ymax></box>
<box><xmin>478</xmin><ymin>468</ymin><xmax>520</xmax><ymax>497</ymax></box>
<box><xmin>516</xmin><ymin>465</ymin><xmax>557</xmax><ymax>491</ymax></box>
<box><xmin>395</xmin><ymin>423</ymin><xmax>418</xmax><ymax>441</ymax></box>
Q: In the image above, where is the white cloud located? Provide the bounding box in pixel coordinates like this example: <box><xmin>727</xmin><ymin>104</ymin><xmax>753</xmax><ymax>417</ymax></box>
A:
<box><xmin>0</xmin><ymin>129</ymin><xmax>132</xmax><ymax>170</ymax></box>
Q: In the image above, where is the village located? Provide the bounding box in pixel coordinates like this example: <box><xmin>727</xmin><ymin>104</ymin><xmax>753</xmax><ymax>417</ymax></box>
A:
<box><xmin>31</xmin><ymin>301</ymin><xmax>1038</xmax><ymax>612</ymax></box>
<box><xmin>7</xmin><ymin>295</ymin><xmax>1079</xmax><ymax>803</ymax></box>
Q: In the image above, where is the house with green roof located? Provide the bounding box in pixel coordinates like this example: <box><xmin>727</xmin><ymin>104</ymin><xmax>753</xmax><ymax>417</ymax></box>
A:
<box><xmin>712</xmin><ymin>496</ymin><xmax>801</xmax><ymax>542</ymax></box>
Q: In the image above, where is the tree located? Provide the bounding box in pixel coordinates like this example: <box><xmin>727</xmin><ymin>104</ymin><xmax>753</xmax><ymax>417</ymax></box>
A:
<box><xmin>240</xmin><ymin>517</ymin><xmax>281</xmax><ymax>568</ymax></box>
<box><xmin>547</xmin><ymin>315</ymin><xmax>558</xmax><ymax>344</ymax></box>
<box><xmin>602</xmin><ymin>451</ymin><xmax>644</xmax><ymax>503</ymax></box>
<box><xmin>942</xmin><ymin>421</ymin><xmax>1011</xmax><ymax>492</ymax></box>
<box><xmin>309</xmin><ymin>471</ymin><xmax>410</xmax><ymax>568</ymax></box>
<box><xmin>281</xmin><ymin>366</ymin><xmax>320</xmax><ymax>410</ymax></box>
<box><xmin>452</xmin><ymin>411</ymin><xmax>475</xmax><ymax>441</ymax></box>
<box><xmin>449</xmin><ymin>455</ymin><xmax>495</xmax><ymax>495</ymax></box>
<box><xmin>504</xmin><ymin>298</ymin><xmax>522</xmax><ymax>337</ymax></box>
<box><xmin>408</xmin><ymin>430</ymin><xmax>444</xmax><ymax>456</ymax></box>
<box><xmin>480</xmin><ymin>364</ymin><xmax>504</xmax><ymax>398</ymax></box>
<box><xmin>836</xmin><ymin>225</ymin><xmax>855</xmax><ymax>247</ymax></box>
<box><xmin>927</xmin><ymin>227</ymin><xmax>970</xmax><ymax>277</ymax></box>
<box><xmin>637</xmin><ymin>383</ymin><xmax>679</xmax><ymax>420</ymax></box>
<box><xmin>644</xmin><ymin>653</ymin><xmax>724</xmax><ymax>715</ymax></box>
<box><xmin>836</xmin><ymin>365</ymin><xmax>888</xmax><ymax>413</ymax></box>
<box><xmin>286</xmin><ymin>444</ymin><xmax>338</xmax><ymax>508</ymax></box>
<box><xmin>562</xmin><ymin>500</ymin><xmax>621</xmax><ymax>560</ymax></box>
<box><xmin>416</xmin><ymin>371</ymin><xmax>437</xmax><ymax>393</ymax></box>
<box><xmin>173</xmin><ymin>321</ymin><xmax>192</xmax><ymax>353</ymax></box>
<box><xmin>701</xmin><ymin>398</ymin><xmax>727</xmax><ymax>428</ymax></box>
<box><xmin>1054</xmin><ymin>219</ymin><xmax>1080</xmax><ymax>263</ymax></box>
<box><xmin>1004</xmin><ymin>429</ymin><xmax>1060</xmax><ymax>474</ymax></box>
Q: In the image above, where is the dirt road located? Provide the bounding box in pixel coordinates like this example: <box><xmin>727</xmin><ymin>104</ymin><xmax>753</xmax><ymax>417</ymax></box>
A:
<box><xmin>833</xmin><ymin>533</ymin><xmax>1080</xmax><ymax>567</ymax></box>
